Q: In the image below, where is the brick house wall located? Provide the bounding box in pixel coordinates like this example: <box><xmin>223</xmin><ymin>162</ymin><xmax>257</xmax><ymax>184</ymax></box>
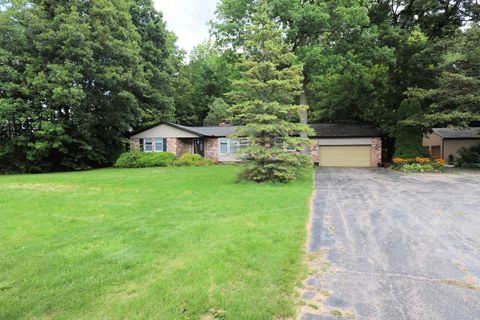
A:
<box><xmin>166</xmin><ymin>137</ymin><xmax>192</xmax><ymax>158</ymax></box>
<box><xmin>309</xmin><ymin>144</ymin><xmax>320</xmax><ymax>164</ymax></box>
<box><xmin>204</xmin><ymin>138</ymin><xmax>219</xmax><ymax>162</ymax></box>
<box><xmin>370</xmin><ymin>137</ymin><xmax>382</xmax><ymax>167</ymax></box>
<box><xmin>166</xmin><ymin>137</ymin><xmax>177</xmax><ymax>154</ymax></box>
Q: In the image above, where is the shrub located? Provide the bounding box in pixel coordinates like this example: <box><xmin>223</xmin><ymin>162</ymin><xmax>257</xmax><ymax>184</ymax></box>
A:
<box><xmin>237</xmin><ymin>149</ymin><xmax>311</xmax><ymax>183</ymax></box>
<box><xmin>173</xmin><ymin>153</ymin><xmax>214</xmax><ymax>167</ymax></box>
<box><xmin>456</xmin><ymin>143</ymin><xmax>480</xmax><ymax>168</ymax></box>
<box><xmin>115</xmin><ymin>151</ymin><xmax>176</xmax><ymax>168</ymax></box>
<box><xmin>400</xmin><ymin>163</ymin><xmax>437</xmax><ymax>172</ymax></box>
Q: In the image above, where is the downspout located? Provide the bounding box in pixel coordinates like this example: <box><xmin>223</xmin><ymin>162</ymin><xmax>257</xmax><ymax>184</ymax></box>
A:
<box><xmin>442</xmin><ymin>138</ymin><xmax>445</xmax><ymax>161</ymax></box>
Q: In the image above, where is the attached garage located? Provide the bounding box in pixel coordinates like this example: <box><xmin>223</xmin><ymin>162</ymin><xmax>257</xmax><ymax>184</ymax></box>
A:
<box><xmin>318</xmin><ymin>145</ymin><xmax>371</xmax><ymax>167</ymax></box>
<box><xmin>309</xmin><ymin>124</ymin><xmax>383</xmax><ymax>168</ymax></box>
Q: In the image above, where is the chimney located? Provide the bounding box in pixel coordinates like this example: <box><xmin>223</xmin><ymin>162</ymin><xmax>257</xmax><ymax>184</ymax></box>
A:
<box><xmin>219</xmin><ymin>121</ymin><xmax>228</xmax><ymax>127</ymax></box>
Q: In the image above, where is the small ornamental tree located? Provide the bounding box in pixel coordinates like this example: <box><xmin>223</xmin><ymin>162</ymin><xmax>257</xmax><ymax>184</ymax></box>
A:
<box><xmin>227</xmin><ymin>2</ymin><xmax>313</xmax><ymax>183</ymax></box>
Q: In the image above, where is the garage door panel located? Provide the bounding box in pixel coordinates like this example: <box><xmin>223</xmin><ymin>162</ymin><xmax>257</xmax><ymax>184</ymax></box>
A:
<box><xmin>319</xmin><ymin>146</ymin><xmax>371</xmax><ymax>167</ymax></box>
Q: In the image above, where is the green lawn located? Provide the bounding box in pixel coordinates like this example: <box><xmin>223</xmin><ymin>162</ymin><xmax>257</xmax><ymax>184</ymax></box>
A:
<box><xmin>0</xmin><ymin>165</ymin><xmax>312</xmax><ymax>319</ymax></box>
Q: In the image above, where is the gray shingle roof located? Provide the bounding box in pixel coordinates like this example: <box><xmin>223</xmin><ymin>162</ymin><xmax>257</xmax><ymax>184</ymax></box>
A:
<box><xmin>132</xmin><ymin>122</ymin><xmax>382</xmax><ymax>138</ymax></box>
<box><xmin>433</xmin><ymin>127</ymin><xmax>480</xmax><ymax>139</ymax></box>
<box><xmin>180</xmin><ymin>125</ymin><xmax>241</xmax><ymax>137</ymax></box>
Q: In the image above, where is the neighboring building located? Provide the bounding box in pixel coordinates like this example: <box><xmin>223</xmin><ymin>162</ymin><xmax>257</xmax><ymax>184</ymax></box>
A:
<box><xmin>130</xmin><ymin>122</ymin><xmax>382</xmax><ymax>167</ymax></box>
<box><xmin>423</xmin><ymin>127</ymin><xmax>480</xmax><ymax>163</ymax></box>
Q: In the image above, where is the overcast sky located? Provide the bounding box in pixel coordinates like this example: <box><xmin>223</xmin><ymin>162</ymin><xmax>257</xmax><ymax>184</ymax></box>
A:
<box><xmin>154</xmin><ymin>0</ymin><xmax>219</xmax><ymax>54</ymax></box>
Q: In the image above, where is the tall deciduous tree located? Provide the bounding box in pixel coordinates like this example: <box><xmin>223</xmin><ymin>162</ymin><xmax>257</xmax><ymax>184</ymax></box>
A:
<box><xmin>0</xmin><ymin>0</ymin><xmax>176</xmax><ymax>173</ymax></box>
<box><xmin>175</xmin><ymin>42</ymin><xmax>237</xmax><ymax>125</ymax></box>
<box><xmin>227</xmin><ymin>2</ymin><xmax>313</xmax><ymax>183</ymax></box>
<box><xmin>212</xmin><ymin>0</ymin><xmax>394</xmax><ymax>125</ymax></box>
<box><xmin>129</xmin><ymin>0</ymin><xmax>179</xmax><ymax>127</ymax></box>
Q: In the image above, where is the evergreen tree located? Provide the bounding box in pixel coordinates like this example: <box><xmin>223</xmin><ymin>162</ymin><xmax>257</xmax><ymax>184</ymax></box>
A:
<box><xmin>408</xmin><ymin>25</ymin><xmax>480</xmax><ymax>127</ymax></box>
<box><xmin>227</xmin><ymin>2</ymin><xmax>313</xmax><ymax>183</ymax></box>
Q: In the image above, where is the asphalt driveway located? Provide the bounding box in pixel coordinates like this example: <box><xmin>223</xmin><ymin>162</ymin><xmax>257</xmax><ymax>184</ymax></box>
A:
<box><xmin>301</xmin><ymin>168</ymin><xmax>480</xmax><ymax>320</ymax></box>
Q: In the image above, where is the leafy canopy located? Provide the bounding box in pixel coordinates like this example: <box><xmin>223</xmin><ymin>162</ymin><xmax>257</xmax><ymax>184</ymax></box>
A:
<box><xmin>0</xmin><ymin>0</ymin><xmax>176</xmax><ymax>173</ymax></box>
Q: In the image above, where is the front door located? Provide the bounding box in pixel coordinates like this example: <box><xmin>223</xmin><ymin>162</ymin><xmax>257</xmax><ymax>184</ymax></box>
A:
<box><xmin>193</xmin><ymin>139</ymin><xmax>204</xmax><ymax>157</ymax></box>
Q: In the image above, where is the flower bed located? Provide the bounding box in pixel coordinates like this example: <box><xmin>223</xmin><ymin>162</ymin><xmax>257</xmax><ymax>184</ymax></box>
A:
<box><xmin>392</xmin><ymin>157</ymin><xmax>445</xmax><ymax>172</ymax></box>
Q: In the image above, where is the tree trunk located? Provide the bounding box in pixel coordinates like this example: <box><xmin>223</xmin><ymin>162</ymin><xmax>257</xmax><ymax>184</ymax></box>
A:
<box><xmin>299</xmin><ymin>81</ymin><xmax>309</xmax><ymax>155</ymax></box>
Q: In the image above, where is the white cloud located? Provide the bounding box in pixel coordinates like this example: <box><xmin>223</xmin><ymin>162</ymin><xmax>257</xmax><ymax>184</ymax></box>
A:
<box><xmin>154</xmin><ymin>0</ymin><xmax>219</xmax><ymax>54</ymax></box>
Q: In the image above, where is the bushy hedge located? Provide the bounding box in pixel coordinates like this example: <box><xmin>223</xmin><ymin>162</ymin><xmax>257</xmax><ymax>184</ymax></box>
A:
<box><xmin>456</xmin><ymin>143</ymin><xmax>480</xmax><ymax>169</ymax></box>
<box><xmin>392</xmin><ymin>157</ymin><xmax>445</xmax><ymax>172</ymax></box>
<box><xmin>173</xmin><ymin>153</ymin><xmax>214</xmax><ymax>167</ymax></box>
<box><xmin>114</xmin><ymin>151</ymin><xmax>176</xmax><ymax>168</ymax></box>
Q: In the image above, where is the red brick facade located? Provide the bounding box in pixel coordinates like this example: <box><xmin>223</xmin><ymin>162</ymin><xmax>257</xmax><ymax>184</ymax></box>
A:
<box><xmin>204</xmin><ymin>138</ymin><xmax>219</xmax><ymax>162</ymax></box>
<box><xmin>166</xmin><ymin>137</ymin><xmax>193</xmax><ymax>158</ymax></box>
<box><xmin>370</xmin><ymin>137</ymin><xmax>382</xmax><ymax>167</ymax></box>
<box><xmin>309</xmin><ymin>144</ymin><xmax>320</xmax><ymax>164</ymax></box>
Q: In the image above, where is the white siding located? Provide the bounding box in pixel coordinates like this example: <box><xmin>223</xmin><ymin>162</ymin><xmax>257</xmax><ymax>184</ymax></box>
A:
<box><xmin>318</xmin><ymin>138</ymin><xmax>372</xmax><ymax>146</ymax></box>
<box><xmin>131</xmin><ymin>124</ymin><xmax>199</xmax><ymax>139</ymax></box>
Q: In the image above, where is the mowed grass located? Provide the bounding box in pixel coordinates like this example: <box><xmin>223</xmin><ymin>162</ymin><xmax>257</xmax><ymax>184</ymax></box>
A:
<box><xmin>0</xmin><ymin>165</ymin><xmax>313</xmax><ymax>319</ymax></box>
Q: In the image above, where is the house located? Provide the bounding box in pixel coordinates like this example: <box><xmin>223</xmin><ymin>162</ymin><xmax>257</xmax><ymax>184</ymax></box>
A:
<box><xmin>130</xmin><ymin>122</ymin><xmax>382</xmax><ymax>167</ymax></box>
<box><xmin>423</xmin><ymin>127</ymin><xmax>480</xmax><ymax>163</ymax></box>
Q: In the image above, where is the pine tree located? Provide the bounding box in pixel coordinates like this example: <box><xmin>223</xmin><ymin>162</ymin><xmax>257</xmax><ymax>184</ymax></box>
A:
<box><xmin>227</xmin><ymin>2</ymin><xmax>313</xmax><ymax>183</ymax></box>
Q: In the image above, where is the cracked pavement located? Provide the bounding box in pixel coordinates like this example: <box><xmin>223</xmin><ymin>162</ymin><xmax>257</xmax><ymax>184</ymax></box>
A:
<box><xmin>300</xmin><ymin>168</ymin><xmax>480</xmax><ymax>320</ymax></box>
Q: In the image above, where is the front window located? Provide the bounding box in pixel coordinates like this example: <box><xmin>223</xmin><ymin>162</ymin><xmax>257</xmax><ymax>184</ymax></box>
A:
<box><xmin>219</xmin><ymin>138</ymin><xmax>248</xmax><ymax>156</ymax></box>
<box><xmin>144</xmin><ymin>138</ymin><xmax>165</xmax><ymax>152</ymax></box>
<box><xmin>144</xmin><ymin>139</ymin><xmax>153</xmax><ymax>152</ymax></box>
<box><xmin>220</xmin><ymin>139</ymin><xmax>229</xmax><ymax>155</ymax></box>
<box><xmin>230</xmin><ymin>140</ymin><xmax>239</xmax><ymax>154</ymax></box>
<box><xmin>155</xmin><ymin>138</ymin><xmax>164</xmax><ymax>152</ymax></box>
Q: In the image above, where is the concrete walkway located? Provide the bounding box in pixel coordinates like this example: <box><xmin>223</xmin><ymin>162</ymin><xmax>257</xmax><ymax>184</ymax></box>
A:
<box><xmin>299</xmin><ymin>168</ymin><xmax>480</xmax><ymax>320</ymax></box>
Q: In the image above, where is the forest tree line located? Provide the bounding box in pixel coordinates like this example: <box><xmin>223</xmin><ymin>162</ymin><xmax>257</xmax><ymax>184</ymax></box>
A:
<box><xmin>1</xmin><ymin>0</ymin><xmax>479</xmax><ymax>172</ymax></box>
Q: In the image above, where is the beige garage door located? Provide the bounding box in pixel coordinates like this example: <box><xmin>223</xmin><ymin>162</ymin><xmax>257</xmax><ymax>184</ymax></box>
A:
<box><xmin>319</xmin><ymin>146</ymin><xmax>371</xmax><ymax>167</ymax></box>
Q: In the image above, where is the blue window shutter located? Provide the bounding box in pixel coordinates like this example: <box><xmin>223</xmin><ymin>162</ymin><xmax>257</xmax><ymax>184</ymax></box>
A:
<box><xmin>163</xmin><ymin>138</ymin><xmax>167</xmax><ymax>152</ymax></box>
<box><xmin>140</xmin><ymin>139</ymin><xmax>144</xmax><ymax>151</ymax></box>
